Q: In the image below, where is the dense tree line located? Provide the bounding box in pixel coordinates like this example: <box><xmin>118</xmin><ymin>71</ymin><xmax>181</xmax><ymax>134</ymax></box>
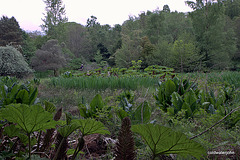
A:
<box><xmin>1</xmin><ymin>0</ymin><xmax>240</xmax><ymax>76</ymax></box>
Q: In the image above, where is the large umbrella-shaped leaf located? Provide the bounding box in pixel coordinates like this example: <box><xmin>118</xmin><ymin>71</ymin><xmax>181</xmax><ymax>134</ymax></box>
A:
<box><xmin>131</xmin><ymin>124</ymin><xmax>206</xmax><ymax>159</ymax></box>
<box><xmin>0</xmin><ymin>104</ymin><xmax>56</xmax><ymax>134</ymax></box>
<box><xmin>58</xmin><ymin>123</ymin><xmax>80</xmax><ymax>138</ymax></box>
<box><xmin>72</xmin><ymin>119</ymin><xmax>110</xmax><ymax>136</ymax></box>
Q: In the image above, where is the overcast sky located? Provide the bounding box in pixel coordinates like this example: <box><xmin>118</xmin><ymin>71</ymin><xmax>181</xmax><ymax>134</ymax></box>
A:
<box><xmin>0</xmin><ymin>0</ymin><xmax>193</xmax><ymax>32</ymax></box>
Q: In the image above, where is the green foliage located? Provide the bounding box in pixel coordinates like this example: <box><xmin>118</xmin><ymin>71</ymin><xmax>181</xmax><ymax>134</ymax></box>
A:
<box><xmin>50</xmin><ymin>76</ymin><xmax>158</xmax><ymax>90</ymax></box>
<box><xmin>187</xmin><ymin>1</ymin><xmax>236</xmax><ymax>69</ymax></box>
<box><xmin>116</xmin><ymin>91</ymin><xmax>151</xmax><ymax>124</ymax></box>
<box><xmin>115</xmin><ymin>33</ymin><xmax>142</xmax><ymax>68</ymax></box>
<box><xmin>0</xmin><ymin>82</ymin><xmax>39</xmax><ymax>108</ymax></box>
<box><xmin>0</xmin><ymin>46</ymin><xmax>33</xmax><ymax>77</ymax></box>
<box><xmin>133</xmin><ymin>101</ymin><xmax>151</xmax><ymax>124</ymax></box>
<box><xmin>62</xmin><ymin>71</ymin><xmax>73</xmax><ymax>78</ymax></box>
<box><xmin>41</xmin><ymin>0</ymin><xmax>68</xmax><ymax>37</ymax></box>
<box><xmin>131</xmin><ymin>124</ymin><xmax>206</xmax><ymax>159</ymax></box>
<box><xmin>0</xmin><ymin>76</ymin><xmax>18</xmax><ymax>88</ymax></box>
<box><xmin>145</xmin><ymin>40</ymin><xmax>173</xmax><ymax>67</ymax></box>
<box><xmin>58</xmin><ymin>122</ymin><xmax>79</xmax><ymax>138</ymax></box>
<box><xmin>22</xmin><ymin>31</ymin><xmax>37</xmax><ymax>64</ymax></box>
<box><xmin>94</xmin><ymin>50</ymin><xmax>103</xmax><ymax>64</ymax></box>
<box><xmin>154</xmin><ymin>77</ymin><xmax>201</xmax><ymax>118</ymax></box>
<box><xmin>0</xmin><ymin>16</ymin><xmax>23</xmax><ymax>46</ymax></box>
<box><xmin>0</xmin><ymin>104</ymin><xmax>56</xmax><ymax>134</ymax></box>
<box><xmin>79</xmin><ymin>94</ymin><xmax>112</xmax><ymax>120</ymax></box>
<box><xmin>44</xmin><ymin>100</ymin><xmax>56</xmax><ymax>113</ymax></box>
<box><xmin>31</xmin><ymin>39</ymin><xmax>66</xmax><ymax>76</ymax></box>
<box><xmin>68</xmin><ymin>58</ymin><xmax>82</xmax><ymax>70</ymax></box>
<box><xmin>154</xmin><ymin>73</ymin><xmax>239</xmax><ymax>121</ymax></box>
<box><xmin>172</xmin><ymin>39</ymin><xmax>199</xmax><ymax>72</ymax></box>
<box><xmin>72</xmin><ymin>118</ymin><xmax>110</xmax><ymax>136</ymax></box>
<box><xmin>168</xmin><ymin>89</ymin><xmax>199</xmax><ymax>118</ymax></box>
<box><xmin>0</xmin><ymin>104</ymin><xmax>56</xmax><ymax>159</ymax></box>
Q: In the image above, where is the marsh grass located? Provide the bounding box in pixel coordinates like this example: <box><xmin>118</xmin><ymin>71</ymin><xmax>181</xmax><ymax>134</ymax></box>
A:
<box><xmin>38</xmin><ymin>81</ymin><xmax>155</xmax><ymax>112</ymax></box>
<box><xmin>184</xmin><ymin>71</ymin><xmax>240</xmax><ymax>88</ymax></box>
<box><xmin>49</xmin><ymin>76</ymin><xmax>159</xmax><ymax>90</ymax></box>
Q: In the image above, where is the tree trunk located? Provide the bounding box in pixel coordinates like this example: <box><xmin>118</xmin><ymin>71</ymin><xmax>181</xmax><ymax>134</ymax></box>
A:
<box><xmin>53</xmin><ymin>69</ymin><xmax>59</xmax><ymax>77</ymax></box>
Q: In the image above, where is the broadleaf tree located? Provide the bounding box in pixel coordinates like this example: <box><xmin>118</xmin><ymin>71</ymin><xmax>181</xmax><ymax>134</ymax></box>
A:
<box><xmin>41</xmin><ymin>0</ymin><xmax>68</xmax><ymax>39</ymax></box>
<box><xmin>31</xmin><ymin>39</ymin><xmax>66</xmax><ymax>76</ymax></box>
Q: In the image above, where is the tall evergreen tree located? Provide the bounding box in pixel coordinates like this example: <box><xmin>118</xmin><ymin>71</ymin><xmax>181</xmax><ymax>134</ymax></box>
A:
<box><xmin>41</xmin><ymin>0</ymin><xmax>68</xmax><ymax>38</ymax></box>
<box><xmin>0</xmin><ymin>16</ymin><xmax>23</xmax><ymax>46</ymax></box>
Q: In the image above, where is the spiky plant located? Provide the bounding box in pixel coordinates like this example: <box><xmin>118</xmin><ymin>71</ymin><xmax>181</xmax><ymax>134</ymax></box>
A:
<box><xmin>40</xmin><ymin>108</ymin><xmax>62</xmax><ymax>153</ymax></box>
<box><xmin>115</xmin><ymin>117</ymin><xmax>136</xmax><ymax>160</ymax></box>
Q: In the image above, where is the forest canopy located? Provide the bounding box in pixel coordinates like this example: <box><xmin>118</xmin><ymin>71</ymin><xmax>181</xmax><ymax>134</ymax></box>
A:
<box><xmin>1</xmin><ymin>0</ymin><xmax>240</xmax><ymax>74</ymax></box>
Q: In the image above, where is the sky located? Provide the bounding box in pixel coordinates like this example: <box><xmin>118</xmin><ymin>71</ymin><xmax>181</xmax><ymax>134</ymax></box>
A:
<box><xmin>0</xmin><ymin>0</ymin><xmax>193</xmax><ymax>32</ymax></box>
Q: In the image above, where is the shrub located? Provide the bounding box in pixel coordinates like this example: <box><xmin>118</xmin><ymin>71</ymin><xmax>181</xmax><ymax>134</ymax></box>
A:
<box><xmin>0</xmin><ymin>46</ymin><xmax>33</xmax><ymax>78</ymax></box>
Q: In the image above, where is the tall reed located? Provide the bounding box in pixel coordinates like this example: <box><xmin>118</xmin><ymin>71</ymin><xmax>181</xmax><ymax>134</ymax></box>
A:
<box><xmin>50</xmin><ymin>76</ymin><xmax>159</xmax><ymax>90</ymax></box>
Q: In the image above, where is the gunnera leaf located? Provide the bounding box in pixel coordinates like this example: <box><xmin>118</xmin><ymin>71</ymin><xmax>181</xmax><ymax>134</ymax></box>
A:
<box><xmin>72</xmin><ymin>118</ymin><xmax>110</xmax><ymax>136</ymax></box>
<box><xmin>115</xmin><ymin>117</ymin><xmax>136</xmax><ymax>160</ymax></box>
<box><xmin>57</xmin><ymin>123</ymin><xmax>80</xmax><ymax>138</ymax></box>
<box><xmin>131</xmin><ymin>124</ymin><xmax>206</xmax><ymax>159</ymax></box>
<box><xmin>0</xmin><ymin>104</ymin><xmax>56</xmax><ymax>134</ymax></box>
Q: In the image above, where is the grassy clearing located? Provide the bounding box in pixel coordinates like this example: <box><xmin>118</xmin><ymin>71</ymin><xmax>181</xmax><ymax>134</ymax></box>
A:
<box><xmin>38</xmin><ymin>78</ymin><xmax>156</xmax><ymax>111</ymax></box>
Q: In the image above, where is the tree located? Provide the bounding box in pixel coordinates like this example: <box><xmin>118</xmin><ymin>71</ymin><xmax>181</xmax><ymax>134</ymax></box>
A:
<box><xmin>115</xmin><ymin>33</ymin><xmax>142</xmax><ymax>68</ymax></box>
<box><xmin>140</xmin><ymin>36</ymin><xmax>155</xmax><ymax>68</ymax></box>
<box><xmin>0</xmin><ymin>46</ymin><xmax>33</xmax><ymax>77</ymax></box>
<box><xmin>0</xmin><ymin>16</ymin><xmax>23</xmax><ymax>47</ymax></box>
<box><xmin>172</xmin><ymin>39</ymin><xmax>199</xmax><ymax>72</ymax></box>
<box><xmin>187</xmin><ymin>1</ymin><xmax>236</xmax><ymax>69</ymax></box>
<box><xmin>224</xmin><ymin>0</ymin><xmax>240</xmax><ymax>19</ymax></box>
<box><xmin>145</xmin><ymin>10</ymin><xmax>165</xmax><ymax>44</ymax></box>
<box><xmin>22</xmin><ymin>31</ymin><xmax>37</xmax><ymax>64</ymax></box>
<box><xmin>64</xmin><ymin>22</ymin><xmax>93</xmax><ymax>60</ymax></box>
<box><xmin>41</xmin><ymin>0</ymin><xmax>68</xmax><ymax>38</ymax></box>
<box><xmin>163</xmin><ymin>11</ymin><xmax>194</xmax><ymax>43</ymax></box>
<box><xmin>146</xmin><ymin>40</ymin><xmax>173</xmax><ymax>67</ymax></box>
<box><xmin>232</xmin><ymin>16</ymin><xmax>240</xmax><ymax>69</ymax></box>
<box><xmin>163</xmin><ymin>4</ymin><xmax>170</xmax><ymax>13</ymax></box>
<box><xmin>31</xmin><ymin>39</ymin><xmax>66</xmax><ymax>76</ymax></box>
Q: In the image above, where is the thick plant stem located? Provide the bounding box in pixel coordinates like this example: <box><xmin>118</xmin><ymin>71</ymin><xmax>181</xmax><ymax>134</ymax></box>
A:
<box><xmin>53</xmin><ymin>137</ymin><xmax>65</xmax><ymax>160</ymax></box>
<box><xmin>28</xmin><ymin>133</ymin><xmax>31</xmax><ymax>160</ymax></box>
<box><xmin>151</xmin><ymin>154</ymin><xmax>156</xmax><ymax>160</ymax></box>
